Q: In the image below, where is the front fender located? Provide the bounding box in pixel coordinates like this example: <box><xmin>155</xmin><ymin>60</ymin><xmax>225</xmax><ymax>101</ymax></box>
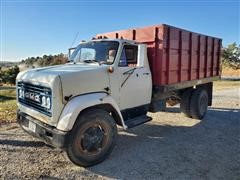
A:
<box><xmin>56</xmin><ymin>93</ymin><xmax>126</xmax><ymax>131</ymax></box>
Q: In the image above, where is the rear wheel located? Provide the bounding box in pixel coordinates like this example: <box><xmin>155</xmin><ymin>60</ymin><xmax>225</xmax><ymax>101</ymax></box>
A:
<box><xmin>180</xmin><ymin>88</ymin><xmax>193</xmax><ymax>117</ymax></box>
<box><xmin>190</xmin><ymin>88</ymin><xmax>208</xmax><ymax>119</ymax></box>
<box><xmin>66</xmin><ymin>109</ymin><xmax>117</xmax><ymax>167</ymax></box>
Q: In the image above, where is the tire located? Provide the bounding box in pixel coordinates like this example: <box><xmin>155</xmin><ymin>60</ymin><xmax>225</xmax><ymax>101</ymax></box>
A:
<box><xmin>180</xmin><ymin>89</ymin><xmax>193</xmax><ymax>117</ymax></box>
<box><xmin>190</xmin><ymin>88</ymin><xmax>209</xmax><ymax>119</ymax></box>
<box><xmin>66</xmin><ymin>109</ymin><xmax>117</xmax><ymax>167</ymax></box>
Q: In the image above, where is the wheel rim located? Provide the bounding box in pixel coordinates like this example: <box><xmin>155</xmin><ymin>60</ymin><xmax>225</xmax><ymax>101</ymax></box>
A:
<box><xmin>199</xmin><ymin>94</ymin><xmax>208</xmax><ymax>116</ymax></box>
<box><xmin>74</xmin><ymin>121</ymin><xmax>110</xmax><ymax>156</ymax></box>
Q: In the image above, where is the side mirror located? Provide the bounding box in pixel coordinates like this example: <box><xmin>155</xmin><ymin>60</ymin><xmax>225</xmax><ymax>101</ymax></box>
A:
<box><xmin>137</xmin><ymin>44</ymin><xmax>147</xmax><ymax>67</ymax></box>
<box><xmin>68</xmin><ymin>47</ymin><xmax>76</xmax><ymax>59</ymax></box>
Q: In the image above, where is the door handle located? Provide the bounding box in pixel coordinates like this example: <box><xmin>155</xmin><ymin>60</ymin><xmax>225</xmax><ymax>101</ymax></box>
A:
<box><xmin>143</xmin><ymin>73</ymin><xmax>149</xmax><ymax>75</ymax></box>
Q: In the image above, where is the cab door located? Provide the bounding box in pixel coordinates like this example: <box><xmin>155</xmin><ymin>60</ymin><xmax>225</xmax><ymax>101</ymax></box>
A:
<box><xmin>110</xmin><ymin>44</ymin><xmax>152</xmax><ymax>112</ymax></box>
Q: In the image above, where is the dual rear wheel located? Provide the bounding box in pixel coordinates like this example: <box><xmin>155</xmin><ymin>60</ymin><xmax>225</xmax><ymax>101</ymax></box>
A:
<box><xmin>180</xmin><ymin>88</ymin><xmax>209</xmax><ymax>119</ymax></box>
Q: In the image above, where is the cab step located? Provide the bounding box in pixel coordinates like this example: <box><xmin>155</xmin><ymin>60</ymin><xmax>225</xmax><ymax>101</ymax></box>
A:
<box><xmin>125</xmin><ymin>115</ymin><xmax>152</xmax><ymax>128</ymax></box>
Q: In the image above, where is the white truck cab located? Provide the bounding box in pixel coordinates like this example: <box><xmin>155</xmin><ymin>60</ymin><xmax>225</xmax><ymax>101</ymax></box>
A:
<box><xmin>17</xmin><ymin>39</ymin><xmax>153</xmax><ymax>166</ymax></box>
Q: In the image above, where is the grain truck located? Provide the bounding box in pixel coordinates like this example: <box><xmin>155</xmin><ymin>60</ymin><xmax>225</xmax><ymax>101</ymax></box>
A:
<box><xmin>16</xmin><ymin>24</ymin><xmax>222</xmax><ymax>166</ymax></box>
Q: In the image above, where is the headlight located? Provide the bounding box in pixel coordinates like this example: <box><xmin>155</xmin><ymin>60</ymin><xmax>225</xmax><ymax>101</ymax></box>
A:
<box><xmin>18</xmin><ymin>89</ymin><xmax>22</xmax><ymax>98</ymax></box>
<box><xmin>18</xmin><ymin>88</ymin><xmax>24</xmax><ymax>98</ymax></box>
<box><xmin>46</xmin><ymin>97</ymin><xmax>51</xmax><ymax>109</ymax></box>
<box><xmin>41</xmin><ymin>96</ymin><xmax>51</xmax><ymax>109</ymax></box>
<box><xmin>41</xmin><ymin>96</ymin><xmax>46</xmax><ymax>106</ymax></box>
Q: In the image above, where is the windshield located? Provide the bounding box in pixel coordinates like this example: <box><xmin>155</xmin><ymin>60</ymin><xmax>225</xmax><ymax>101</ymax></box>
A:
<box><xmin>69</xmin><ymin>41</ymin><xmax>119</xmax><ymax>65</ymax></box>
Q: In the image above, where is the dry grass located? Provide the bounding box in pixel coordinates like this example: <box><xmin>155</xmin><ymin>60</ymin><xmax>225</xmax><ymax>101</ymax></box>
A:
<box><xmin>213</xmin><ymin>80</ymin><xmax>240</xmax><ymax>91</ymax></box>
<box><xmin>222</xmin><ymin>66</ymin><xmax>240</xmax><ymax>77</ymax></box>
<box><xmin>0</xmin><ymin>89</ymin><xmax>17</xmax><ymax>124</ymax></box>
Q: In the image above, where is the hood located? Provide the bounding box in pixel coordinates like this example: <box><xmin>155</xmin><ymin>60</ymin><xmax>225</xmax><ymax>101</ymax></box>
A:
<box><xmin>17</xmin><ymin>64</ymin><xmax>100</xmax><ymax>85</ymax></box>
<box><xmin>59</xmin><ymin>64</ymin><xmax>110</xmax><ymax>102</ymax></box>
<box><xmin>17</xmin><ymin>63</ymin><xmax>110</xmax><ymax>101</ymax></box>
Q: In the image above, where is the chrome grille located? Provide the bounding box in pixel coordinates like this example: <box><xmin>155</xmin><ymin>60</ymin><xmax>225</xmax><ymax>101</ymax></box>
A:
<box><xmin>17</xmin><ymin>82</ymin><xmax>52</xmax><ymax>116</ymax></box>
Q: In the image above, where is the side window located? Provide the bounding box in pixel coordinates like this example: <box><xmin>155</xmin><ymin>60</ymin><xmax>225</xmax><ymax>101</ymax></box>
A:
<box><xmin>119</xmin><ymin>47</ymin><xmax>127</xmax><ymax>66</ymax></box>
<box><xmin>119</xmin><ymin>45</ymin><xmax>138</xmax><ymax>67</ymax></box>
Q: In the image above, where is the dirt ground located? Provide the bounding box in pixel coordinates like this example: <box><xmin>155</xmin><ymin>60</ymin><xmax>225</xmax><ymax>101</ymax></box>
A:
<box><xmin>0</xmin><ymin>87</ymin><xmax>239</xmax><ymax>179</ymax></box>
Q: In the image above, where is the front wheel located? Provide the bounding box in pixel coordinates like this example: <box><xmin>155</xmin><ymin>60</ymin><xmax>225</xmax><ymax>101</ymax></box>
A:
<box><xmin>66</xmin><ymin>109</ymin><xmax>117</xmax><ymax>167</ymax></box>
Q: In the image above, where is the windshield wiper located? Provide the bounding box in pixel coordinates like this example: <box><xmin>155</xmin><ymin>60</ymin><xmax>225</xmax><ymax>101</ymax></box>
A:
<box><xmin>83</xmin><ymin>59</ymin><xmax>99</xmax><ymax>64</ymax></box>
<box><xmin>83</xmin><ymin>59</ymin><xmax>107</xmax><ymax>65</ymax></box>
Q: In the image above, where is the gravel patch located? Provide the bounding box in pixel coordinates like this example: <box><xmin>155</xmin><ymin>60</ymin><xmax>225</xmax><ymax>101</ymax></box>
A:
<box><xmin>0</xmin><ymin>88</ymin><xmax>239</xmax><ymax>179</ymax></box>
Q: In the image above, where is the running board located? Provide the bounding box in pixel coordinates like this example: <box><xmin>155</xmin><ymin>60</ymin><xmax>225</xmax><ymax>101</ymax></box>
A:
<box><xmin>125</xmin><ymin>115</ymin><xmax>152</xmax><ymax>128</ymax></box>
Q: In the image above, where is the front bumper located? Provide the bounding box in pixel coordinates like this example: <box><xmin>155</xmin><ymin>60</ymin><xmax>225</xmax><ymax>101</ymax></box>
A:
<box><xmin>17</xmin><ymin>110</ymin><xmax>69</xmax><ymax>148</ymax></box>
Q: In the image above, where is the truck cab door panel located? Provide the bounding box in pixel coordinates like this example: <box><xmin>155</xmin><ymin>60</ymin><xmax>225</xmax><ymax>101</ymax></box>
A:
<box><xmin>109</xmin><ymin>44</ymin><xmax>152</xmax><ymax>111</ymax></box>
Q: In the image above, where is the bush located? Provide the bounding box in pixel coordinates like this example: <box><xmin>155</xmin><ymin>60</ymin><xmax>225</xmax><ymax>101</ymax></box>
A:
<box><xmin>0</xmin><ymin>66</ymin><xmax>20</xmax><ymax>85</ymax></box>
<box><xmin>222</xmin><ymin>43</ymin><xmax>240</xmax><ymax>69</ymax></box>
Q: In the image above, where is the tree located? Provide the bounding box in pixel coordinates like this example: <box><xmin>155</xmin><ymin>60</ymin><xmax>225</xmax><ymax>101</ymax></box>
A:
<box><xmin>222</xmin><ymin>43</ymin><xmax>240</xmax><ymax>69</ymax></box>
<box><xmin>1</xmin><ymin>66</ymin><xmax>20</xmax><ymax>85</ymax></box>
<box><xmin>21</xmin><ymin>53</ymin><xmax>68</xmax><ymax>68</ymax></box>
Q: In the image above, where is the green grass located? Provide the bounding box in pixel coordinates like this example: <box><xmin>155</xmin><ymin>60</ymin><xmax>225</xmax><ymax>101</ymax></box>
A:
<box><xmin>0</xmin><ymin>89</ymin><xmax>17</xmax><ymax>124</ymax></box>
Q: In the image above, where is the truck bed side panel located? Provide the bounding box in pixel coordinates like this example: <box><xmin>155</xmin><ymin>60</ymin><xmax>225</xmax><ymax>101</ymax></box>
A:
<box><xmin>96</xmin><ymin>24</ymin><xmax>222</xmax><ymax>87</ymax></box>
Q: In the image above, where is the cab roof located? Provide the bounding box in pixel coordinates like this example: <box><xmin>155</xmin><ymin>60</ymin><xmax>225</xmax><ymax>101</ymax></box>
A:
<box><xmin>86</xmin><ymin>38</ymin><xmax>138</xmax><ymax>45</ymax></box>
